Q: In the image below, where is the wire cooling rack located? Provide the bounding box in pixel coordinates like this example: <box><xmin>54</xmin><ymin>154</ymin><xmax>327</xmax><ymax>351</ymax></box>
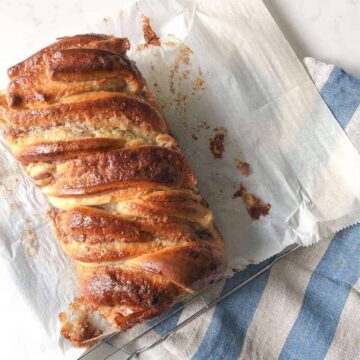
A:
<box><xmin>78</xmin><ymin>244</ymin><xmax>300</xmax><ymax>360</ymax></box>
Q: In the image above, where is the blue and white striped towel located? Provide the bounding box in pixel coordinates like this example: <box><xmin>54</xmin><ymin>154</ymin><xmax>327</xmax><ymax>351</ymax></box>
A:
<box><xmin>136</xmin><ymin>59</ymin><xmax>360</xmax><ymax>360</ymax></box>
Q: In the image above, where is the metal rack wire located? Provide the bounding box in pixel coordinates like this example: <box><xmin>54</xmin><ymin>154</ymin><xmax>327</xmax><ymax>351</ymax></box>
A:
<box><xmin>79</xmin><ymin>244</ymin><xmax>300</xmax><ymax>360</ymax></box>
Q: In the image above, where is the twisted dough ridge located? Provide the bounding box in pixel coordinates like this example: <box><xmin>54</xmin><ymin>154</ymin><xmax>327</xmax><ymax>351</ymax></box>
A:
<box><xmin>0</xmin><ymin>34</ymin><xmax>227</xmax><ymax>346</ymax></box>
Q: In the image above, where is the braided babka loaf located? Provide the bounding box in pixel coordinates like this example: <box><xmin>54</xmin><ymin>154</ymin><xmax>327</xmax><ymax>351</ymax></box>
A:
<box><xmin>0</xmin><ymin>34</ymin><xmax>227</xmax><ymax>346</ymax></box>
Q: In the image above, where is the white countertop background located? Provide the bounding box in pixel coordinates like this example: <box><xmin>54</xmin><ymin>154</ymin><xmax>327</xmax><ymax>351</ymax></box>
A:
<box><xmin>0</xmin><ymin>0</ymin><xmax>359</xmax><ymax>358</ymax></box>
<box><xmin>0</xmin><ymin>0</ymin><xmax>359</xmax><ymax>80</ymax></box>
<box><xmin>265</xmin><ymin>0</ymin><xmax>360</xmax><ymax>76</ymax></box>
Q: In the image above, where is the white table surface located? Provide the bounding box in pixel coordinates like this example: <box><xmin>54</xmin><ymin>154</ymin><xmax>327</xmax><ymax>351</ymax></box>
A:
<box><xmin>264</xmin><ymin>0</ymin><xmax>360</xmax><ymax>76</ymax></box>
<box><xmin>0</xmin><ymin>0</ymin><xmax>359</xmax><ymax>78</ymax></box>
<box><xmin>0</xmin><ymin>0</ymin><xmax>359</xmax><ymax>358</ymax></box>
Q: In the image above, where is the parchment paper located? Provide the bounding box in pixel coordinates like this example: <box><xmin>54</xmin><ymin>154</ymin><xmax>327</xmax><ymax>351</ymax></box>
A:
<box><xmin>1</xmin><ymin>0</ymin><xmax>360</xmax><ymax>359</ymax></box>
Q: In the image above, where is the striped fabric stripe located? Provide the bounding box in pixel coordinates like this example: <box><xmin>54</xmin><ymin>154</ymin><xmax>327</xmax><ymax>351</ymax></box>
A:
<box><xmin>344</xmin><ymin>106</ymin><xmax>360</xmax><ymax>153</ymax></box>
<box><xmin>278</xmin><ymin>65</ymin><xmax>360</xmax><ymax>360</ymax></box>
<box><xmin>239</xmin><ymin>237</ymin><xmax>331</xmax><ymax>360</ymax></box>
<box><xmin>320</xmin><ymin>67</ymin><xmax>360</xmax><ymax>129</ymax></box>
<box><xmin>192</xmin><ymin>260</ymin><xmax>273</xmax><ymax>360</ymax></box>
<box><xmin>279</xmin><ymin>226</ymin><xmax>360</xmax><ymax>360</ymax></box>
<box><xmin>163</xmin><ymin>286</ymin><xmax>224</xmax><ymax>359</ymax></box>
<box><xmin>325</xmin><ymin>278</ymin><xmax>360</xmax><ymax>360</ymax></box>
<box><xmin>148</xmin><ymin>302</ymin><xmax>184</xmax><ymax>336</ymax></box>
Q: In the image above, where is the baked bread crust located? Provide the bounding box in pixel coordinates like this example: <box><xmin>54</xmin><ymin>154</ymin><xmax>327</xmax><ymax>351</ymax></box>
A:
<box><xmin>0</xmin><ymin>34</ymin><xmax>227</xmax><ymax>346</ymax></box>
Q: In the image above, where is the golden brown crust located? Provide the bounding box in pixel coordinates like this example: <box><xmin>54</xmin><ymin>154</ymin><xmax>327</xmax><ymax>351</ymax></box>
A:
<box><xmin>1</xmin><ymin>34</ymin><xmax>227</xmax><ymax>346</ymax></box>
<box><xmin>16</xmin><ymin>138</ymin><xmax>126</xmax><ymax>164</ymax></box>
<box><xmin>78</xmin><ymin>264</ymin><xmax>184</xmax><ymax>308</ymax></box>
<box><xmin>44</xmin><ymin>48</ymin><xmax>143</xmax><ymax>90</ymax></box>
<box><xmin>41</xmin><ymin>146</ymin><xmax>196</xmax><ymax>196</ymax></box>
<box><xmin>8</xmin><ymin>34</ymin><xmax>130</xmax><ymax>79</ymax></box>
<box><xmin>52</xmin><ymin>205</ymin><xmax>218</xmax><ymax>263</ymax></box>
<box><xmin>6</xmin><ymin>35</ymin><xmax>141</xmax><ymax>107</ymax></box>
<box><xmin>5</xmin><ymin>91</ymin><xmax>168</xmax><ymax>134</ymax></box>
<box><xmin>99</xmin><ymin>305</ymin><xmax>160</xmax><ymax>332</ymax></box>
<box><xmin>115</xmin><ymin>189</ymin><xmax>213</xmax><ymax>227</ymax></box>
<box><xmin>7</xmin><ymin>74</ymin><xmax>127</xmax><ymax>107</ymax></box>
<box><xmin>129</xmin><ymin>237</ymin><xmax>226</xmax><ymax>292</ymax></box>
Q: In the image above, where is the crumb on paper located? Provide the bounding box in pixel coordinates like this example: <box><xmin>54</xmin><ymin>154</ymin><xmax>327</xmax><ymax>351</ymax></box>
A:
<box><xmin>178</xmin><ymin>43</ymin><xmax>193</xmax><ymax>65</ymax></box>
<box><xmin>209</xmin><ymin>127</ymin><xmax>227</xmax><ymax>159</ymax></box>
<box><xmin>233</xmin><ymin>184</ymin><xmax>271</xmax><ymax>220</ymax></box>
<box><xmin>9</xmin><ymin>202</ymin><xmax>18</xmax><ymax>212</ymax></box>
<box><xmin>214</xmin><ymin>127</ymin><xmax>227</xmax><ymax>133</ymax></box>
<box><xmin>235</xmin><ymin>159</ymin><xmax>251</xmax><ymax>177</ymax></box>
<box><xmin>191</xmin><ymin>120</ymin><xmax>210</xmax><ymax>140</ymax></box>
<box><xmin>181</xmin><ymin>120</ymin><xmax>189</xmax><ymax>129</ymax></box>
<box><xmin>136</xmin><ymin>43</ymin><xmax>147</xmax><ymax>51</ymax></box>
<box><xmin>198</xmin><ymin>120</ymin><xmax>210</xmax><ymax>130</ymax></box>
<box><xmin>174</xmin><ymin>93</ymin><xmax>187</xmax><ymax>108</ymax></box>
<box><xmin>21</xmin><ymin>218</ymin><xmax>38</xmax><ymax>258</ymax></box>
<box><xmin>59</xmin><ymin>297</ymin><xmax>103</xmax><ymax>347</ymax></box>
<box><xmin>0</xmin><ymin>180</ymin><xmax>14</xmax><ymax>195</ymax></box>
<box><xmin>169</xmin><ymin>43</ymin><xmax>193</xmax><ymax>95</ymax></box>
<box><xmin>182</xmin><ymin>69</ymin><xmax>190</xmax><ymax>80</ymax></box>
<box><xmin>232</xmin><ymin>184</ymin><xmax>246</xmax><ymax>199</ymax></box>
<box><xmin>142</xmin><ymin>16</ymin><xmax>160</xmax><ymax>47</ymax></box>
<box><xmin>210</xmin><ymin>134</ymin><xmax>224</xmax><ymax>158</ymax></box>
<box><xmin>144</xmin><ymin>41</ymin><xmax>194</xmax><ymax>118</ymax></box>
<box><xmin>139</xmin><ymin>32</ymin><xmax>205</xmax><ymax>124</ymax></box>
<box><xmin>192</xmin><ymin>67</ymin><xmax>206</xmax><ymax>92</ymax></box>
<box><xmin>162</xmin><ymin>41</ymin><xmax>178</xmax><ymax>47</ymax></box>
<box><xmin>44</xmin><ymin>205</ymin><xmax>54</xmax><ymax>221</ymax></box>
